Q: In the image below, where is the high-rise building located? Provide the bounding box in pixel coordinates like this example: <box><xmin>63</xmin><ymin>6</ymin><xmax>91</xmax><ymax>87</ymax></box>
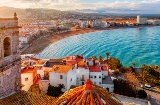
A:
<box><xmin>0</xmin><ymin>13</ymin><xmax>21</xmax><ymax>98</ymax></box>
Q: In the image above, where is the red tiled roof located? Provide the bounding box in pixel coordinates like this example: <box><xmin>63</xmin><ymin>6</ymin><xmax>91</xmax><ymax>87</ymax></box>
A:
<box><xmin>89</xmin><ymin>63</ymin><xmax>101</xmax><ymax>72</ymax></box>
<box><xmin>87</xmin><ymin>58</ymin><xmax>93</xmax><ymax>61</ymax></box>
<box><xmin>101</xmin><ymin>65</ymin><xmax>108</xmax><ymax>71</ymax></box>
<box><xmin>56</xmin><ymin>79</ymin><xmax>122</xmax><ymax>105</ymax></box>
<box><xmin>66</xmin><ymin>60</ymin><xmax>77</xmax><ymax>65</ymax></box>
<box><xmin>21</xmin><ymin>66</ymin><xmax>36</xmax><ymax>73</ymax></box>
<box><xmin>30</xmin><ymin>57</ymin><xmax>39</xmax><ymax>61</ymax></box>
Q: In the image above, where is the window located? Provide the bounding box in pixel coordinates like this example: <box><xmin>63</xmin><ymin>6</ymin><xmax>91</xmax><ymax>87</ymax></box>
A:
<box><xmin>99</xmin><ymin>76</ymin><xmax>101</xmax><ymax>78</ymax></box>
<box><xmin>25</xmin><ymin>78</ymin><xmax>28</xmax><ymax>81</ymax></box>
<box><xmin>94</xmin><ymin>76</ymin><xmax>96</xmax><ymax>78</ymax></box>
<box><xmin>99</xmin><ymin>82</ymin><xmax>101</xmax><ymax>84</ymax></box>
<box><xmin>70</xmin><ymin>78</ymin><xmax>72</xmax><ymax>82</ymax></box>
<box><xmin>90</xmin><ymin>75</ymin><xmax>93</xmax><ymax>78</ymax></box>
<box><xmin>60</xmin><ymin>75</ymin><xmax>63</xmax><ymax>79</ymax></box>
<box><xmin>94</xmin><ymin>82</ymin><xmax>96</xmax><ymax>84</ymax></box>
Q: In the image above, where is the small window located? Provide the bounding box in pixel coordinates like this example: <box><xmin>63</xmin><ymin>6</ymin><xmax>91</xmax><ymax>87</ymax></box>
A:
<box><xmin>60</xmin><ymin>75</ymin><xmax>63</xmax><ymax>79</ymax></box>
<box><xmin>99</xmin><ymin>76</ymin><xmax>101</xmax><ymax>78</ymax></box>
<box><xmin>90</xmin><ymin>75</ymin><xmax>93</xmax><ymax>78</ymax></box>
<box><xmin>70</xmin><ymin>78</ymin><xmax>72</xmax><ymax>82</ymax></box>
<box><xmin>99</xmin><ymin>82</ymin><xmax>101</xmax><ymax>84</ymax></box>
<box><xmin>94</xmin><ymin>76</ymin><xmax>96</xmax><ymax>78</ymax></box>
<box><xmin>94</xmin><ymin>82</ymin><xmax>96</xmax><ymax>84</ymax></box>
<box><xmin>25</xmin><ymin>78</ymin><xmax>28</xmax><ymax>81</ymax></box>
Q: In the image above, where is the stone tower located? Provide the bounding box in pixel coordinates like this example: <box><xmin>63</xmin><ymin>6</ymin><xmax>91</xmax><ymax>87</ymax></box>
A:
<box><xmin>0</xmin><ymin>13</ymin><xmax>21</xmax><ymax>98</ymax></box>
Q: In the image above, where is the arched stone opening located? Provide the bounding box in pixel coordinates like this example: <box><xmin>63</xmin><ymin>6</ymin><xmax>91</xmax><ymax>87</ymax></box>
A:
<box><xmin>3</xmin><ymin>37</ymin><xmax>11</xmax><ymax>57</ymax></box>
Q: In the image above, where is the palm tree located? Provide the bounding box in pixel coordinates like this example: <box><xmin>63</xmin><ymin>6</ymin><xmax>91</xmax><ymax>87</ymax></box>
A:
<box><xmin>106</xmin><ymin>52</ymin><xmax>110</xmax><ymax>64</ymax></box>
<box><xmin>141</xmin><ymin>64</ymin><xmax>146</xmax><ymax>68</ymax></box>
<box><xmin>98</xmin><ymin>55</ymin><xmax>103</xmax><ymax>63</ymax></box>
<box><xmin>132</xmin><ymin>62</ymin><xmax>136</xmax><ymax>68</ymax></box>
<box><xmin>92</xmin><ymin>56</ymin><xmax>97</xmax><ymax>60</ymax></box>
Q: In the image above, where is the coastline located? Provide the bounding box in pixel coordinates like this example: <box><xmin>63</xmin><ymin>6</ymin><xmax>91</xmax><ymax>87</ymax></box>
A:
<box><xmin>21</xmin><ymin>25</ymin><xmax>159</xmax><ymax>55</ymax></box>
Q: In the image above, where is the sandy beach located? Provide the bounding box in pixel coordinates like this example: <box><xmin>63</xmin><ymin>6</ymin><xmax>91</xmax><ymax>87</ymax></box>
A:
<box><xmin>21</xmin><ymin>25</ymin><xmax>158</xmax><ymax>54</ymax></box>
<box><xmin>21</xmin><ymin>27</ymin><xmax>116</xmax><ymax>54</ymax></box>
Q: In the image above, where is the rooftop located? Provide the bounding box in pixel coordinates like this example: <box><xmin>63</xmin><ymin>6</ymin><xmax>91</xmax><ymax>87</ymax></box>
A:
<box><xmin>56</xmin><ymin>79</ymin><xmax>122</xmax><ymax>105</ymax></box>
<box><xmin>0</xmin><ymin>91</ymin><xmax>57</xmax><ymax>105</ymax></box>
<box><xmin>21</xmin><ymin>66</ymin><xmax>36</xmax><ymax>73</ymax></box>
<box><xmin>34</xmin><ymin>59</ymin><xmax>47</xmax><ymax>66</ymax></box>
<box><xmin>89</xmin><ymin>63</ymin><xmax>101</xmax><ymax>72</ymax></box>
<box><xmin>50</xmin><ymin>65</ymin><xmax>73</xmax><ymax>73</ymax></box>
<box><xmin>102</xmin><ymin>76</ymin><xmax>113</xmax><ymax>84</ymax></box>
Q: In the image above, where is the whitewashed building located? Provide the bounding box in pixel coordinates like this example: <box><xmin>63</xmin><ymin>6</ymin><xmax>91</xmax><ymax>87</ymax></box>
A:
<box><xmin>137</xmin><ymin>15</ymin><xmax>148</xmax><ymax>24</ymax></box>
<box><xmin>21</xmin><ymin>66</ymin><xmax>37</xmax><ymax>91</ymax></box>
<box><xmin>49</xmin><ymin>65</ymin><xmax>76</xmax><ymax>92</ymax></box>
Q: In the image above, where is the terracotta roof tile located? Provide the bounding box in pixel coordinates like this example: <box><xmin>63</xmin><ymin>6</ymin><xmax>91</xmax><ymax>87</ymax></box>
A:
<box><xmin>0</xmin><ymin>91</ymin><xmax>58</xmax><ymax>105</ymax></box>
<box><xmin>21</xmin><ymin>66</ymin><xmax>36</xmax><ymax>73</ymax></box>
<box><xmin>89</xmin><ymin>63</ymin><xmax>101</xmax><ymax>72</ymax></box>
<box><xmin>56</xmin><ymin>79</ymin><xmax>122</xmax><ymax>105</ymax></box>
<box><xmin>50</xmin><ymin>65</ymin><xmax>73</xmax><ymax>73</ymax></box>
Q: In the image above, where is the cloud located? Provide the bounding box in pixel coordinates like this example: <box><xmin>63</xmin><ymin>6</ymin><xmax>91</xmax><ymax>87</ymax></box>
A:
<box><xmin>1</xmin><ymin>0</ymin><xmax>160</xmax><ymax>13</ymax></box>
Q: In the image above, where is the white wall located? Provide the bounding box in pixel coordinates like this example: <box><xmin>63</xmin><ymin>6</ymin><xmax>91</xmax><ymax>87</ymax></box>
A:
<box><xmin>39</xmin><ymin>80</ymin><xmax>49</xmax><ymax>94</ymax></box>
<box><xmin>90</xmin><ymin>72</ymin><xmax>102</xmax><ymax>86</ymax></box>
<box><xmin>76</xmin><ymin>67</ymin><xmax>89</xmax><ymax>86</ymax></box>
<box><xmin>102</xmin><ymin>71</ymin><xmax>108</xmax><ymax>78</ymax></box>
<box><xmin>66</xmin><ymin>68</ymin><xmax>76</xmax><ymax>90</ymax></box>
<box><xmin>101</xmin><ymin>84</ymin><xmax>114</xmax><ymax>93</ymax></box>
<box><xmin>49</xmin><ymin>72</ymin><xmax>67</xmax><ymax>92</ymax></box>
<box><xmin>21</xmin><ymin>73</ymin><xmax>33</xmax><ymax>91</ymax></box>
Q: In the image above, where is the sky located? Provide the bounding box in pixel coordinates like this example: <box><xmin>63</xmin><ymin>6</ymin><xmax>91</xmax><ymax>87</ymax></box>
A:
<box><xmin>0</xmin><ymin>0</ymin><xmax>160</xmax><ymax>14</ymax></box>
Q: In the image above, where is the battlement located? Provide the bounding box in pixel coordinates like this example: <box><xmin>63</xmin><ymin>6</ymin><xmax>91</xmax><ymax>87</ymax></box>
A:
<box><xmin>0</xmin><ymin>13</ymin><xmax>18</xmax><ymax>29</ymax></box>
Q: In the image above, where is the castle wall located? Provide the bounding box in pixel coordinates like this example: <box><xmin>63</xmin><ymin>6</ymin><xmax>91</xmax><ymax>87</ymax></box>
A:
<box><xmin>0</xmin><ymin>19</ymin><xmax>18</xmax><ymax>28</ymax></box>
<box><xmin>0</xmin><ymin>13</ymin><xmax>21</xmax><ymax>98</ymax></box>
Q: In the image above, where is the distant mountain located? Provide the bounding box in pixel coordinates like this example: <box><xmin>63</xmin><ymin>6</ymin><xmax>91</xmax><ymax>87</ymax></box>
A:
<box><xmin>0</xmin><ymin>6</ymin><xmax>61</xmax><ymax>18</ymax></box>
<box><xmin>0</xmin><ymin>6</ymin><xmax>25</xmax><ymax>18</ymax></box>
<box><xmin>73</xmin><ymin>8</ymin><xmax>160</xmax><ymax>17</ymax></box>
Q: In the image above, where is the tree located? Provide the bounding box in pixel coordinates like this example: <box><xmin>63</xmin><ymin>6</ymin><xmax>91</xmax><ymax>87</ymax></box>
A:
<box><xmin>106</xmin><ymin>52</ymin><xmax>110</xmax><ymax>64</ymax></box>
<box><xmin>113</xmin><ymin>79</ymin><xmax>137</xmax><ymax>97</ymax></box>
<box><xmin>92</xmin><ymin>56</ymin><xmax>97</xmax><ymax>60</ymax></box>
<box><xmin>47</xmin><ymin>84</ymin><xmax>64</xmax><ymax>97</ymax></box>
<box><xmin>113</xmin><ymin>69</ymin><xmax>121</xmax><ymax>79</ymax></box>
<box><xmin>98</xmin><ymin>55</ymin><xmax>103</xmax><ymax>63</ymax></box>
<box><xmin>107</xmin><ymin>58</ymin><xmax>122</xmax><ymax>70</ymax></box>
<box><xmin>138</xmin><ymin>90</ymin><xmax>147</xmax><ymax>98</ymax></box>
<box><xmin>125</xmin><ymin>72</ymin><xmax>140</xmax><ymax>88</ymax></box>
<box><xmin>141</xmin><ymin>64</ymin><xmax>146</xmax><ymax>68</ymax></box>
<box><xmin>132</xmin><ymin>62</ymin><xmax>136</xmax><ymax>68</ymax></box>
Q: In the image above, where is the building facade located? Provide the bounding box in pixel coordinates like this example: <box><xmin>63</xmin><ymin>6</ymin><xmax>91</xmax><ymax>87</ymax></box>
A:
<box><xmin>0</xmin><ymin>13</ymin><xmax>21</xmax><ymax>98</ymax></box>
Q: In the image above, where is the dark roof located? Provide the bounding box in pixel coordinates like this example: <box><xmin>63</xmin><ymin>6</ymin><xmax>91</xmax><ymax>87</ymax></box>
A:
<box><xmin>45</xmin><ymin>58</ymin><xmax>65</xmax><ymax>67</ymax></box>
<box><xmin>102</xmin><ymin>76</ymin><xmax>114</xmax><ymax>84</ymax></box>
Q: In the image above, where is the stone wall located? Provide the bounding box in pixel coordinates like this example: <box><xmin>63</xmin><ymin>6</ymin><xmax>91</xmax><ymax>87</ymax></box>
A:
<box><xmin>0</xmin><ymin>61</ymin><xmax>21</xmax><ymax>98</ymax></box>
<box><xmin>0</xmin><ymin>19</ymin><xmax>18</xmax><ymax>29</ymax></box>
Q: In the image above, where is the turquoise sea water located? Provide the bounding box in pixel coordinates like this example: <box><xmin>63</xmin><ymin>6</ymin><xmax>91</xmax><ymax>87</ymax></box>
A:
<box><xmin>35</xmin><ymin>26</ymin><xmax>160</xmax><ymax>67</ymax></box>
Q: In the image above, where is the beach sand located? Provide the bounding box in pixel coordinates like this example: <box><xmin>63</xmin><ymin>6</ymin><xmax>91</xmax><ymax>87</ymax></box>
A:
<box><xmin>21</xmin><ymin>28</ymin><xmax>116</xmax><ymax>54</ymax></box>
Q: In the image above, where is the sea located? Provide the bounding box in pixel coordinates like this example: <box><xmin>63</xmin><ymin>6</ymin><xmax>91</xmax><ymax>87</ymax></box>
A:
<box><xmin>35</xmin><ymin>26</ymin><xmax>160</xmax><ymax>67</ymax></box>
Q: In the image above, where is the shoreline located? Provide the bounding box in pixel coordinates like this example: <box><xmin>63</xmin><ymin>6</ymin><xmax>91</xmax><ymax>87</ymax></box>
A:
<box><xmin>21</xmin><ymin>25</ymin><xmax>159</xmax><ymax>55</ymax></box>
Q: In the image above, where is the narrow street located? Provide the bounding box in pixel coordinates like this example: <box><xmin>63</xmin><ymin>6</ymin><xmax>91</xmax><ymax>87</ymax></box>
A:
<box><xmin>145</xmin><ymin>88</ymin><xmax>160</xmax><ymax>105</ymax></box>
